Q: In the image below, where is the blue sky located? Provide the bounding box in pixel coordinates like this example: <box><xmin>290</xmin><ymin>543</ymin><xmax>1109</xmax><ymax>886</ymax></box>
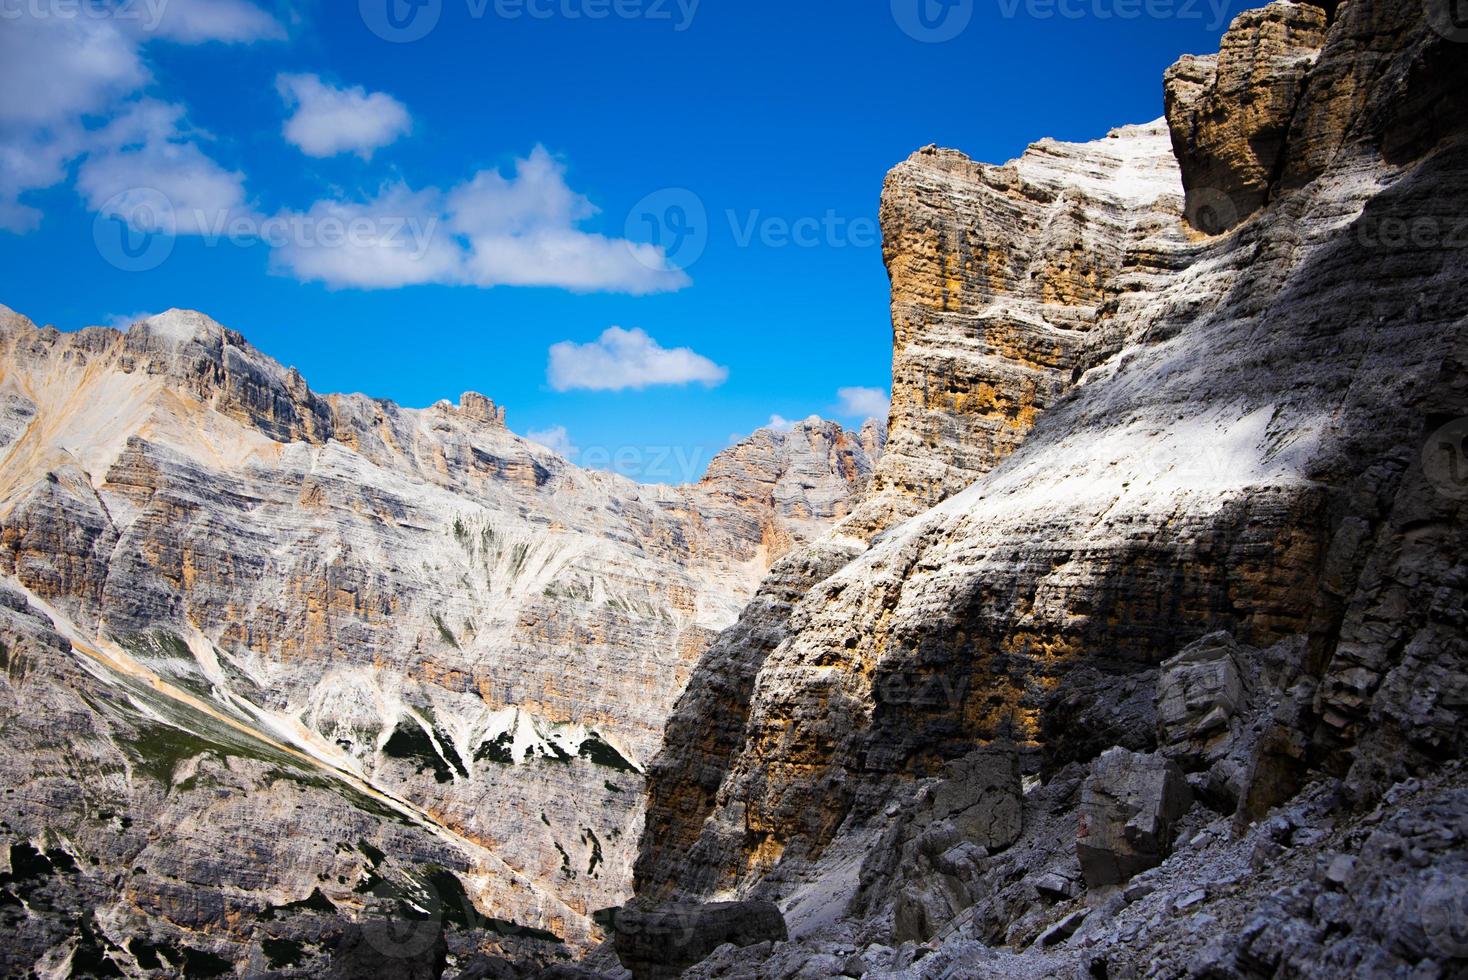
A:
<box><xmin>0</xmin><ymin>0</ymin><xmax>1241</xmax><ymax>482</ymax></box>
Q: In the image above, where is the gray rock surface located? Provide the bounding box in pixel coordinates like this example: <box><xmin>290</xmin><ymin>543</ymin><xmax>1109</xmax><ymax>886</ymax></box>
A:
<box><xmin>608</xmin><ymin>901</ymin><xmax>786</xmax><ymax>979</ymax></box>
<box><xmin>1076</xmin><ymin>748</ymin><xmax>1193</xmax><ymax>888</ymax></box>
<box><xmin>1157</xmin><ymin>631</ymin><xmax>1248</xmax><ymax>760</ymax></box>
<box><xmin>1164</xmin><ymin>1</ymin><xmax>1329</xmax><ymax>232</ymax></box>
<box><xmin>851</xmin><ymin>746</ymin><xmax>1025</xmax><ymax>944</ymax></box>
<box><xmin>2</xmin><ymin>0</ymin><xmax>1466</xmax><ymax>975</ymax></box>
<box><xmin>0</xmin><ymin>308</ymin><xmax>876</xmax><ymax>970</ymax></box>
<box><xmin>631</xmin><ymin>0</ymin><xmax>1468</xmax><ymax>976</ymax></box>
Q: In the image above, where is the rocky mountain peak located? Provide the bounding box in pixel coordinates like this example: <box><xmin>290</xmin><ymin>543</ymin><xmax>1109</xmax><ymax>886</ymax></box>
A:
<box><xmin>2</xmin><ymin>0</ymin><xmax>1465</xmax><ymax>975</ymax></box>
<box><xmin>456</xmin><ymin>391</ymin><xmax>508</xmax><ymax>426</ymax></box>
<box><xmin>126</xmin><ymin>308</ymin><xmax>229</xmax><ymax>349</ymax></box>
<box><xmin>1164</xmin><ymin>0</ymin><xmax>1329</xmax><ymax>233</ymax></box>
<box><xmin>0</xmin><ymin>302</ymin><xmax>877</xmax><ymax>959</ymax></box>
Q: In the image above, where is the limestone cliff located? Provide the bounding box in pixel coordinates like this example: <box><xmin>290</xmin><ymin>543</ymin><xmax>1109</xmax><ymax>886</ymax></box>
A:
<box><xmin>856</xmin><ymin>117</ymin><xmax>1182</xmax><ymax>532</ymax></box>
<box><xmin>0</xmin><ymin>309</ymin><xmax>877</xmax><ymax>972</ymax></box>
<box><xmin>633</xmin><ymin>0</ymin><xmax>1468</xmax><ymax>976</ymax></box>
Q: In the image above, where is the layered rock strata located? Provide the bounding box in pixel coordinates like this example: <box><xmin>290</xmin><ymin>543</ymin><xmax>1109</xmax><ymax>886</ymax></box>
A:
<box><xmin>857</xmin><ymin>117</ymin><xmax>1184</xmax><ymax>531</ymax></box>
<box><xmin>633</xmin><ymin>0</ymin><xmax>1468</xmax><ymax>976</ymax></box>
<box><xmin>0</xmin><ymin>308</ymin><xmax>877</xmax><ymax>971</ymax></box>
<box><xmin>1164</xmin><ymin>1</ymin><xmax>1329</xmax><ymax>232</ymax></box>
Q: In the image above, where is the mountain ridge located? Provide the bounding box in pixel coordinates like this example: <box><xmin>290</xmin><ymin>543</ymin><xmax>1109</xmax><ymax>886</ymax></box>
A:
<box><xmin>0</xmin><ymin>301</ymin><xmax>880</xmax><ymax>964</ymax></box>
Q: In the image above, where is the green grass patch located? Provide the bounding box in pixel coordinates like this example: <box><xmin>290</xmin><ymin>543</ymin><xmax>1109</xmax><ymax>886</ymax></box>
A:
<box><xmin>431</xmin><ymin>613</ymin><xmax>460</xmax><ymax>649</ymax></box>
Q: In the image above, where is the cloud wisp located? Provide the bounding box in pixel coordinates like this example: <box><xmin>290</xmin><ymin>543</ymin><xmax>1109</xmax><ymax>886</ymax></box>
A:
<box><xmin>837</xmin><ymin>386</ymin><xmax>892</xmax><ymax>420</ymax></box>
<box><xmin>278</xmin><ymin>73</ymin><xmax>411</xmax><ymax>159</ymax></box>
<box><xmin>525</xmin><ymin>425</ymin><xmax>580</xmax><ymax>459</ymax></box>
<box><xmin>77</xmin><ymin>100</ymin><xmax>255</xmax><ymax>235</ymax></box>
<box><xmin>0</xmin><ymin>8</ymin><xmax>683</xmax><ymax>297</ymax></box>
<box><xmin>547</xmin><ymin>327</ymin><xmax>728</xmax><ymax>392</ymax></box>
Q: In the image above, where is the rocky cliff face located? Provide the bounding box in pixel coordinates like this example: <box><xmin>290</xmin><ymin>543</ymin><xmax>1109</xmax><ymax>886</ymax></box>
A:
<box><xmin>632</xmin><ymin>0</ymin><xmax>1468</xmax><ymax>976</ymax></box>
<box><xmin>855</xmin><ymin>117</ymin><xmax>1183</xmax><ymax>532</ymax></box>
<box><xmin>0</xmin><ymin>308</ymin><xmax>877</xmax><ymax>974</ymax></box>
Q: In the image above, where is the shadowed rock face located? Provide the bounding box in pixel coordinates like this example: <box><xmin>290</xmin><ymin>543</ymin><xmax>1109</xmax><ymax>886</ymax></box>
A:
<box><xmin>1165</xmin><ymin>1</ymin><xmax>1329</xmax><ymax>233</ymax></box>
<box><xmin>635</xmin><ymin>0</ymin><xmax>1468</xmax><ymax>975</ymax></box>
<box><xmin>608</xmin><ymin>900</ymin><xmax>787</xmax><ymax>980</ymax></box>
<box><xmin>0</xmin><ymin>309</ymin><xmax>877</xmax><ymax>970</ymax></box>
<box><xmin>1076</xmin><ymin>749</ymin><xmax>1193</xmax><ymax>888</ymax></box>
<box><xmin>3</xmin><ymin>0</ymin><xmax>1466</xmax><ymax>976</ymax></box>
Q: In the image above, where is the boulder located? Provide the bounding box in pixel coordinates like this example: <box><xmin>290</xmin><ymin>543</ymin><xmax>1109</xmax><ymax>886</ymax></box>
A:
<box><xmin>1157</xmin><ymin>632</ymin><xmax>1248</xmax><ymax>763</ymax></box>
<box><xmin>608</xmin><ymin>901</ymin><xmax>787</xmax><ymax>980</ymax></box>
<box><xmin>1077</xmin><ymin>749</ymin><xmax>1193</xmax><ymax>888</ymax></box>
<box><xmin>852</xmin><ymin>745</ymin><xmax>1025</xmax><ymax>944</ymax></box>
<box><xmin>923</xmin><ymin>746</ymin><xmax>1025</xmax><ymax>852</ymax></box>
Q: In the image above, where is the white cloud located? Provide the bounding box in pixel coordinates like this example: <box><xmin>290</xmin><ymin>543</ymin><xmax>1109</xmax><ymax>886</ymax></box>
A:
<box><xmin>76</xmin><ymin>100</ymin><xmax>253</xmax><ymax>235</ymax></box>
<box><xmin>271</xmin><ymin>147</ymin><xmax>691</xmax><ymax>294</ymax></box>
<box><xmin>0</xmin><ymin>8</ymin><xmax>674</xmax><ymax>301</ymax></box>
<box><xmin>837</xmin><ymin>386</ymin><xmax>891</xmax><ymax>420</ymax></box>
<box><xmin>0</xmin><ymin>16</ymin><xmax>146</xmax><ymax>128</ymax></box>
<box><xmin>150</xmin><ymin>0</ymin><xmax>287</xmax><ymax>43</ymax></box>
<box><xmin>767</xmin><ymin>414</ymin><xmax>796</xmax><ymax>432</ymax></box>
<box><xmin>0</xmin><ymin>0</ymin><xmax>282</xmax><ymax>232</ymax></box>
<box><xmin>447</xmin><ymin>147</ymin><xmax>689</xmax><ymax>293</ymax></box>
<box><xmin>266</xmin><ymin>184</ymin><xmax>456</xmax><ymax>288</ymax></box>
<box><xmin>277</xmin><ymin>73</ymin><xmax>411</xmax><ymax>159</ymax></box>
<box><xmin>526</xmin><ymin>425</ymin><xmax>579</xmax><ymax>459</ymax></box>
<box><xmin>547</xmin><ymin>327</ymin><xmax>728</xmax><ymax>393</ymax></box>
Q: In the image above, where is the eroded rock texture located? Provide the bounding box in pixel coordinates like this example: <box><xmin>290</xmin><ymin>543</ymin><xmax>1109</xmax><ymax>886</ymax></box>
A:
<box><xmin>608</xmin><ymin>900</ymin><xmax>786</xmax><ymax>980</ymax></box>
<box><xmin>1164</xmin><ymin>1</ymin><xmax>1329</xmax><ymax>232</ymax></box>
<box><xmin>0</xmin><ymin>308</ymin><xmax>876</xmax><ymax>973</ymax></box>
<box><xmin>860</xmin><ymin>119</ymin><xmax>1183</xmax><ymax>530</ymax></box>
<box><xmin>1076</xmin><ymin>748</ymin><xmax>1193</xmax><ymax>888</ymax></box>
<box><xmin>634</xmin><ymin>0</ymin><xmax>1468</xmax><ymax>976</ymax></box>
